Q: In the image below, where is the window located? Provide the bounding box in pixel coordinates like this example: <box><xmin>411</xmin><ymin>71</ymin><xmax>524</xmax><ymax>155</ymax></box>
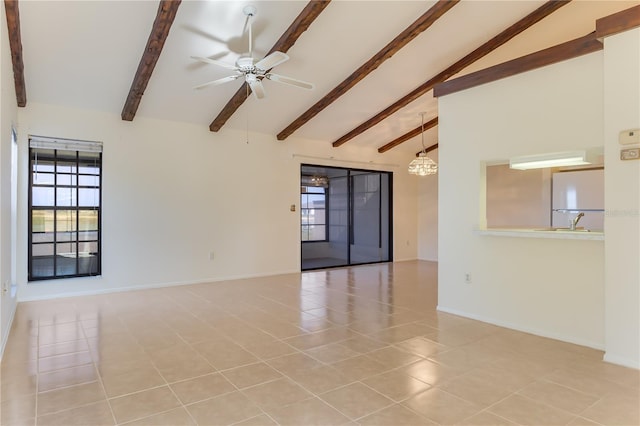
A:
<box><xmin>28</xmin><ymin>136</ymin><xmax>102</xmax><ymax>281</ymax></box>
<box><xmin>301</xmin><ymin>184</ymin><xmax>327</xmax><ymax>242</ymax></box>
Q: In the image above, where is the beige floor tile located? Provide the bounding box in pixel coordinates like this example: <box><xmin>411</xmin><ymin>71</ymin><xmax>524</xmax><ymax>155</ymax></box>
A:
<box><xmin>403</xmin><ymin>388</ymin><xmax>481</xmax><ymax>424</ymax></box>
<box><xmin>186</xmin><ymin>391</ymin><xmax>262</xmax><ymax>425</ymax></box>
<box><xmin>396</xmin><ymin>359</ymin><xmax>464</xmax><ymax>386</ymax></box>
<box><xmin>395</xmin><ymin>336</ymin><xmax>449</xmax><ymax>358</ymax></box>
<box><xmin>3</xmin><ymin>262</ymin><xmax>638</xmax><ymax>426</ymax></box>
<box><xmin>517</xmin><ymin>380</ymin><xmax>600</xmax><ymax>414</ymax></box>
<box><xmin>304</xmin><ymin>342</ymin><xmax>360</xmax><ymax>363</ymax></box>
<box><xmin>266</xmin><ymin>352</ymin><xmax>325</xmax><ymax>376</ymax></box>
<box><xmin>338</xmin><ymin>335</ymin><xmax>388</xmax><ymax>354</ymax></box>
<box><xmin>170</xmin><ymin>373</ymin><xmax>236</xmax><ymax>404</ymax></box>
<box><xmin>457</xmin><ymin>411</ymin><xmax>517</xmax><ymax>425</ymax></box>
<box><xmin>36</xmin><ymin>400</ymin><xmax>114</xmax><ymax>426</ymax></box>
<box><xmin>283</xmin><ymin>327</ymin><xmax>353</xmax><ymax>350</ymax></box>
<box><xmin>192</xmin><ymin>339</ymin><xmax>259</xmax><ymax>370</ymax></box>
<box><xmin>242</xmin><ymin>377</ymin><xmax>313</xmax><ymax>412</ymax></box>
<box><xmin>122</xmin><ymin>407</ymin><xmax>196</xmax><ymax>426</ymax></box>
<box><xmin>330</xmin><ymin>355</ymin><xmax>390</xmax><ymax>381</ymax></box>
<box><xmin>365</xmin><ymin>346</ymin><xmax>422</xmax><ymax>368</ymax></box>
<box><xmin>320</xmin><ymin>382</ymin><xmax>393</xmax><ymax>420</ymax></box>
<box><xmin>428</xmin><ymin>347</ymin><xmax>494</xmax><ymax>371</ymax></box>
<box><xmin>38</xmin><ymin>323</ymin><xmax>84</xmax><ymax>346</ymax></box>
<box><xmin>488</xmin><ymin>394</ymin><xmax>577</xmax><ymax>426</ymax></box>
<box><xmin>38</xmin><ymin>351</ymin><xmax>94</xmax><ymax>373</ymax></box>
<box><xmin>438</xmin><ymin>371</ymin><xmax>513</xmax><ymax>406</ymax></box>
<box><xmin>232</xmin><ymin>414</ymin><xmax>278</xmax><ymax>426</ymax></box>
<box><xmin>151</xmin><ymin>346</ymin><xmax>215</xmax><ymax>383</ymax></box>
<box><xmin>254</xmin><ymin>320</ymin><xmax>306</xmax><ymax>339</ymax></box>
<box><xmin>465</xmin><ymin>363</ymin><xmax>537</xmax><ymax>392</ymax></box>
<box><xmin>1</xmin><ymin>374</ymin><xmax>37</xmax><ymax>401</ymax></box>
<box><xmin>369</xmin><ymin>323</ymin><xmax>435</xmax><ymax>344</ymax></box>
<box><xmin>240</xmin><ymin>339</ymin><xmax>298</xmax><ymax>359</ymax></box>
<box><xmin>109</xmin><ymin>386</ymin><xmax>181</xmax><ymax>424</ymax></box>
<box><xmin>286</xmin><ymin>364</ymin><xmax>353</xmax><ymax>394</ymax></box>
<box><xmin>38</xmin><ymin>339</ymin><xmax>89</xmax><ymax>358</ymax></box>
<box><xmin>96</xmin><ymin>356</ymin><xmax>154</xmax><ymax>378</ymax></box>
<box><xmin>566</xmin><ymin>417</ymin><xmax>603</xmax><ymax>426</ymax></box>
<box><xmin>268</xmin><ymin>397</ymin><xmax>350</xmax><ymax>425</ymax></box>
<box><xmin>0</xmin><ymin>394</ymin><xmax>36</xmax><ymax>425</ymax></box>
<box><xmin>101</xmin><ymin>365</ymin><xmax>166</xmax><ymax>398</ymax></box>
<box><xmin>37</xmin><ymin>381</ymin><xmax>106</xmax><ymax>416</ymax></box>
<box><xmin>221</xmin><ymin>362</ymin><xmax>282</xmax><ymax>389</ymax></box>
<box><xmin>544</xmin><ymin>368</ymin><xmax>630</xmax><ymax>398</ymax></box>
<box><xmin>362</xmin><ymin>370</ymin><xmax>432</xmax><ymax>402</ymax></box>
<box><xmin>581</xmin><ymin>393</ymin><xmax>640</xmax><ymax>425</ymax></box>
<box><xmin>37</xmin><ymin>364</ymin><xmax>98</xmax><ymax>392</ymax></box>
<box><xmin>358</xmin><ymin>404</ymin><xmax>436</xmax><ymax>425</ymax></box>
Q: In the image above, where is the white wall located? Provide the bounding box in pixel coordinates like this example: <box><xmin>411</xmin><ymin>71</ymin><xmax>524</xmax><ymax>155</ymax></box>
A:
<box><xmin>602</xmin><ymin>28</ymin><xmax>640</xmax><ymax>369</ymax></box>
<box><xmin>417</xmin><ymin>151</ymin><xmax>438</xmax><ymax>261</ymax></box>
<box><xmin>0</xmin><ymin>3</ymin><xmax>20</xmax><ymax>358</ymax></box>
<box><xmin>15</xmin><ymin>102</ymin><xmax>419</xmax><ymax>301</ymax></box>
<box><xmin>438</xmin><ymin>52</ymin><xmax>606</xmax><ymax>349</ymax></box>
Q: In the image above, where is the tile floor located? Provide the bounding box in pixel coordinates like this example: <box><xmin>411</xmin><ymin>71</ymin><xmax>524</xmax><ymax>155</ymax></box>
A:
<box><xmin>1</xmin><ymin>261</ymin><xmax>638</xmax><ymax>425</ymax></box>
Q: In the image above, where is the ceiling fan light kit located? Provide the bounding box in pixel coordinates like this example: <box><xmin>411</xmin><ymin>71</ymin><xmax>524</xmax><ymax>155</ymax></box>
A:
<box><xmin>193</xmin><ymin>5</ymin><xmax>314</xmax><ymax>99</ymax></box>
<box><xmin>408</xmin><ymin>112</ymin><xmax>438</xmax><ymax>176</ymax></box>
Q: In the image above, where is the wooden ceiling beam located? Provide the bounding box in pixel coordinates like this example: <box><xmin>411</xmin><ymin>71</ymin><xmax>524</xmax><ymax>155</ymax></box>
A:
<box><xmin>4</xmin><ymin>0</ymin><xmax>26</xmax><ymax>107</ymax></box>
<box><xmin>121</xmin><ymin>0</ymin><xmax>181</xmax><ymax>121</ymax></box>
<box><xmin>332</xmin><ymin>0</ymin><xmax>571</xmax><ymax>148</ymax></box>
<box><xmin>596</xmin><ymin>5</ymin><xmax>640</xmax><ymax>39</ymax></box>
<box><xmin>416</xmin><ymin>143</ymin><xmax>439</xmax><ymax>157</ymax></box>
<box><xmin>378</xmin><ymin>117</ymin><xmax>438</xmax><ymax>153</ymax></box>
<box><xmin>209</xmin><ymin>0</ymin><xmax>331</xmax><ymax>132</ymax></box>
<box><xmin>433</xmin><ymin>32</ymin><xmax>602</xmax><ymax>98</ymax></box>
<box><xmin>276</xmin><ymin>0</ymin><xmax>459</xmax><ymax>141</ymax></box>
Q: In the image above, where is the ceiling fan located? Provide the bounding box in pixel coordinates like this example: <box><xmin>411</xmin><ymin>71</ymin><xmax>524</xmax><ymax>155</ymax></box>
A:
<box><xmin>192</xmin><ymin>5</ymin><xmax>314</xmax><ymax>99</ymax></box>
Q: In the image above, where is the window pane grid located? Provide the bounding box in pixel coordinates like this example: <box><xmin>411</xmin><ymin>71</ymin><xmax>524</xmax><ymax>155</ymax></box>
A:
<box><xmin>29</xmin><ymin>145</ymin><xmax>101</xmax><ymax>281</ymax></box>
<box><xmin>301</xmin><ymin>186</ymin><xmax>327</xmax><ymax>242</ymax></box>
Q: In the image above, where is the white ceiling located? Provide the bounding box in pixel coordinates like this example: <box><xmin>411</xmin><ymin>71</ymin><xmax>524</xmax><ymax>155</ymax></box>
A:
<box><xmin>17</xmin><ymin>0</ymin><xmax>638</xmax><ymax>156</ymax></box>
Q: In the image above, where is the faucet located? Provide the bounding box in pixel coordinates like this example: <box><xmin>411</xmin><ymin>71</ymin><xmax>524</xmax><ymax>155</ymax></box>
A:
<box><xmin>570</xmin><ymin>212</ymin><xmax>585</xmax><ymax>230</ymax></box>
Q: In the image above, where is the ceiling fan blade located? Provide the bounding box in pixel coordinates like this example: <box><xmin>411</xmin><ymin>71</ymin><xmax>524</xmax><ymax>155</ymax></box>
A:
<box><xmin>248</xmin><ymin>79</ymin><xmax>266</xmax><ymax>99</ymax></box>
<box><xmin>255</xmin><ymin>51</ymin><xmax>289</xmax><ymax>71</ymax></box>
<box><xmin>190</xmin><ymin>56</ymin><xmax>238</xmax><ymax>71</ymax></box>
<box><xmin>266</xmin><ymin>73</ymin><xmax>314</xmax><ymax>90</ymax></box>
<box><xmin>193</xmin><ymin>74</ymin><xmax>241</xmax><ymax>90</ymax></box>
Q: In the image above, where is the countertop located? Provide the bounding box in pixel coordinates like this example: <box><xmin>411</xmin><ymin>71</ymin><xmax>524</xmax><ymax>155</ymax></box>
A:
<box><xmin>475</xmin><ymin>228</ymin><xmax>604</xmax><ymax>241</ymax></box>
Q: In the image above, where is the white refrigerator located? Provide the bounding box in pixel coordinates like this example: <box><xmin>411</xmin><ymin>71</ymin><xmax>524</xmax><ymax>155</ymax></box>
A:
<box><xmin>552</xmin><ymin>169</ymin><xmax>605</xmax><ymax>231</ymax></box>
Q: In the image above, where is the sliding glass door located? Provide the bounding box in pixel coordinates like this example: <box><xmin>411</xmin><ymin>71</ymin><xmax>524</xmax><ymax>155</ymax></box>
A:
<box><xmin>301</xmin><ymin>165</ymin><xmax>392</xmax><ymax>271</ymax></box>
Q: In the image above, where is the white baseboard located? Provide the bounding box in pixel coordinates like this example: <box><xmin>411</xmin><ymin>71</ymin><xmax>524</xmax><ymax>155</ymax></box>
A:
<box><xmin>0</xmin><ymin>301</ymin><xmax>18</xmax><ymax>361</ymax></box>
<box><xmin>436</xmin><ymin>305</ymin><xmax>605</xmax><ymax>351</ymax></box>
<box><xmin>603</xmin><ymin>352</ymin><xmax>640</xmax><ymax>370</ymax></box>
<box><xmin>17</xmin><ymin>269</ymin><xmax>300</xmax><ymax>302</ymax></box>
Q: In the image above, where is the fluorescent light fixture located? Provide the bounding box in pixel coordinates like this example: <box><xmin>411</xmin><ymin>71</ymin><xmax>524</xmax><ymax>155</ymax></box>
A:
<box><xmin>509</xmin><ymin>150</ymin><xmax>594</xmax><ymax>170</ymax></box>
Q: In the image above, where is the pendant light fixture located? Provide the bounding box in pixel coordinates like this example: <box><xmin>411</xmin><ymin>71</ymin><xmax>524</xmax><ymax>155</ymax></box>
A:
<box><xmin>408</xmin><ymin>112</ymin><xmax>438</xmax><ymax>176</ymax></box>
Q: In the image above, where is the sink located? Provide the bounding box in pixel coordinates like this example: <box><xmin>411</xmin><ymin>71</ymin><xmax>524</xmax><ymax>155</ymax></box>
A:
<box><xmin>534</xmin><ymin>227</ymin><xmax>591</xmax><ymax>232</ymax></box>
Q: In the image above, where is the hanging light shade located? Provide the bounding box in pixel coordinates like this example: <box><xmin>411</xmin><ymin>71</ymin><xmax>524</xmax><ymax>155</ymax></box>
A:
<box><xmin>408</xmin><ymin>153</ymin><xmax>438</xmax><ymax>176</ymax></box>
<box><xmin>408</xmin><ymin>112</ymin><xmax>438</xmax><ymax>176</ymax></box>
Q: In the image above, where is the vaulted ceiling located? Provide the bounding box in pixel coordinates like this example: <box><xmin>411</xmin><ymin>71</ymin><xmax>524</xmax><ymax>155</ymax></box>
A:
<box><xmin>5</xmin><ymin>0</ymin><xmax>639</xmax><ymax>156</ymax></box>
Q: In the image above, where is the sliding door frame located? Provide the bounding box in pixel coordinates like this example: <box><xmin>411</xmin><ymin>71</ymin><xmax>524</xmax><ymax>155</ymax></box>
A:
<box><xmin>300</xmin><ymin>164</ymin><xmax>393</xmax><ymax>271</ymax></box>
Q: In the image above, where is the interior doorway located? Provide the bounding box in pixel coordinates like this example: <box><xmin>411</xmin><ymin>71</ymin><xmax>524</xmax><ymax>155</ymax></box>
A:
<box><xmin>301</xmin><ymin>164</ymin><xmax>392</xmax><ymax>271</ymax></box>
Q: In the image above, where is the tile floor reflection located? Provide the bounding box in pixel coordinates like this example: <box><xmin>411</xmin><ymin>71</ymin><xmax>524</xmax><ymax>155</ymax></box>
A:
<box><xmin>1</xmin><ymin>261</ymin><xmax>638</xmax><ymax>425</ymax></box>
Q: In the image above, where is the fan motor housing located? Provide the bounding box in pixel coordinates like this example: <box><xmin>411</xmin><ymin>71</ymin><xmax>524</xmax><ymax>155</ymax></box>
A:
<box><xmin>236</xmin><ymin>56</ymin><xmax>256</xmax><ymax>72</ymax></box>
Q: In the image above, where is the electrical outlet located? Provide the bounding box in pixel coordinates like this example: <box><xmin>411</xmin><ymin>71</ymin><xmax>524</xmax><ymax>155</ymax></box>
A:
<box><xmin>465</xmin><ymin>273</ymin><xmax>472</xmax><ymax>284</ymax></box>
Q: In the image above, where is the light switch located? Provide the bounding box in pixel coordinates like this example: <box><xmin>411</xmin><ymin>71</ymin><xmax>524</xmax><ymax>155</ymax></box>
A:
<box><xmin>619</xmin><ymin>129</ymin><xmax>640</xmax><ymax>145</ymax></box>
